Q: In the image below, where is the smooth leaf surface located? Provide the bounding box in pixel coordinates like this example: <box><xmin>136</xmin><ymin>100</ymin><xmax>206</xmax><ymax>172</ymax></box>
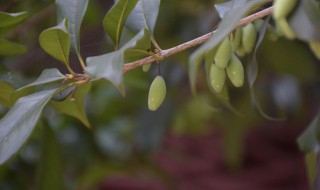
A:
<box><xmin>0</xmin><ymin>81</ymin><xmax>14</xmax><ymax>107</ymax></box>
<box><xmin>215</xmin><ymin>0</ymin><xmax>249</xmax><ymax>19</ymax></box>
<box><xmin>0</xmin><ymin>39</ymin><xmax>27</xmax><ymax>56</ymax></box>
<box><xmin>189</xmin><ymin>0</ymin><xmax>266</xmax><ymax>94</ymax></box>
<box><xmin>39</xmin><ymin>18</ymin><xmax>70</xmax><ymax>65</ymax></box>
<box><xmin>51</xmin><ymin>83</ymin><xmax>91</xmax><ymax>128</ymax></box>
<box><xmin>0</xmin><ymin>11</ymin><xmax>28</xmax><ymax>28</ymax></box>
<box><xmin>17</xmin><ymin>68</ymin><xmax>65</xmax><ymax>92</ymax></box>
<box><xmin>56</xmin><ymin>0</ymin><xmax>88</xmax><ymax>54</ymax></box>
<box><xmin>103</xmin><ymin>0</ymin><xmax>139</xmax><ymax>49</ymax></box>
<box><xmin>0</xmin><ymin>89</ymin><xmax>58</xmax><ymax>164</ymax></box>
<box><xmin>35</xmin><ymin>125</ymin><xmax>64</xmax><ymax>190</ymax></box>
<box><xmin>298</xmin><ymin>112</ymin><xmax>320</xmax><ymax>153</ymax></box>
<box><xmin>289</xmin><ymin>0</ymin><xmax>320</xmax><ymax>41</ymax></box>
<box><xmin>125</xmin><ymin>0</ymin><xmax>161</xmax><ymax>34</ymax></box>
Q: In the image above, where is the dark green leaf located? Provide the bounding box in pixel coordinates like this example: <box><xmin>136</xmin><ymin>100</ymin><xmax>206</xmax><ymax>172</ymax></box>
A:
<box><xmin>0</xmin><ymin>11</ymin><xmax>28</xmax><ymax>28</ymax></box>
<box><xmin>0</xmin><ymin>81</ymin><xmax>14</xmax><ymax>107</ymax></box>
<box><xmin>0</xmin><ymin>39</ymin><xmax>27</xmax><ymax>56</ymax></box>
<box><xmin>103</xmin><ymin>0</ymin><xmax>139</xmax><ymax>49</ymax></box>
<box><xmin>297</xmin><ymin>112</ymin><xmax>320</xmax><ymax>153</ymax></box>
<box><xmin>289</xmin><ymin>0</ymin><xmax>320</xmax><ymax>41</ymax></box>
<box><xmin>39</xmin><ymin>18</ymin><xmax>70</xmax><ymax>66</ymax></box>
<box><xmin>35</xmin><ymin>125</ymin><xmax>64</xmax><ymax>190</ymax></box>
<box><xmin>56</xmin><ymin>0</ymin><xmax>88</xmax><ymax>55</ymax></box>
<box><xmin>51</xmin><ymin>83</ymin><xmax>91</xmax><ymax>128</ymax></box>
<box><xmin>125</xmin><ymin>0</ymin><xmax>161</xmax><ymax>35</ymax></box>
<box><xmin>0</xmin><ymin>89</ymin><xmax>58</xmax><ymax>164</ymax></box>
<box><xmin>189</xmin><ymin>0</ymin><xmax>266</xmax><ymax>94</ymax></box>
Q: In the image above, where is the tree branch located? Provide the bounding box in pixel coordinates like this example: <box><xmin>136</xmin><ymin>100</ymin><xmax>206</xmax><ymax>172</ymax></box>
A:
<box><xmin>122</xmin><ymin>6</ymin><xmax>273</xmax><ymax>73</ymax></box>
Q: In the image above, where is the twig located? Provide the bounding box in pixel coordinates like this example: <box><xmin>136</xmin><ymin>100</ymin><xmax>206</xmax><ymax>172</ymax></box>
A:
<box><xmin>122</xmin><ymin>6</ymin><xmax>273</xmax><ymax>73</ymax></box>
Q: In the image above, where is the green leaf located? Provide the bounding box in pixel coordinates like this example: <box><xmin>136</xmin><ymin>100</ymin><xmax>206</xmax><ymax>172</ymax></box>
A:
<box><xmin>56</xmin><ymin>0</ymin><xmax>88</xmax><ymax>55</ymax></box>
<box><xmin>305</xmin><ymin>153</ymin><xmax>318</xmax><ymax>187</ymax></box>
<box><xmin>103</xmin><ymin>0</ymin><xmax>139</xmax><ymax>49</ymax></box>
<box><xmin>35</xmin><ymin>125</ymin><xmax>64</xmax><ymax>190</ymax></box>
<box><xmin>0</xmin><ymin>81</ymin><xmax>14</xmax><ymax>107</ymax></box>
<box><xmin>0</xmin><ymin>11</ymin><xmax>28</xmax><ymax>28</ymax></box>
<box><xmin>125</xmin><ymin>0</ymin><xmax>161</xmax><ymax>35</ymax></box>
<box><xmin>215</xmin><ymin>0</ymin><xmax>249</xmax><ymax>19</ymax></box>
<box><xmin>189</xmin><ymin>0</ymin><xmax>266</xmax><ymax>94</ymax></box>
<box><xmin>0</xmin><ymin>89</ymin><xmax>58</xmax><ymax>164</ymax></box>
<box><xmin>39</xmin><ymin>18</ymin><xmax>70</xmax><ymax>66</ymax></box>
<box><xmin>51</xmin><ymin>83</ymin><xmax>91</xmax><ymax>128</ymax></box>
<box><xmin>288</xmin><ymin>0</ymin><xmax>320</xmax><ymax>41</ymax></box>
<box><xmin>86</xmin><ymin>29</ymin><xmax>151</xmax><ymax>93</ymax></box>
<box><xmin>17</xmin><ymin>68</ymin><xmax>65</xmax><ymax>92</ymax></box>
<box><xmin>297</xmin><ymin>112</ymin><xmax>320</xmax><ymax>153</ymax></box>
<box><xmin>0</xmin><ymin>39</ymin><xmax>27</xmax><ymax>56</ymax></box>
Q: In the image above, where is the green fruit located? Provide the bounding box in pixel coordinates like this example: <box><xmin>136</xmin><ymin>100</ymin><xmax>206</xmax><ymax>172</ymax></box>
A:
<box><xmin>235</xmin><ymin>46</ymin><xmax>246</xmax><ymax>57</ymax></box>
<box><xmin>148</xmin><ymin>76</ymin><xmax>166</xmax><ymax>111</ymax></box>
<box><xmin>143</xmin><ymin>63</ymin><xmax>151</xmax><ymax>72</ymax></box>
<box><xmin>214</xmin><ymin>38</ymin><xmax>232</xmax><ymax>69</ymax></box>
<box><xmin>309</xmin><ymin>41</ymin><xmax>320</xmax><ymax>60</ymax></box>
<box><xmin>276</xmin><ymin>18</ymin><xmax>296</xmax><ymax>39</ymax></box>
<box><xmin>226</xmin><ymin>54</ymin><xmax>244</xmax><ymax>87</ymax></box>
<box><xmin>231</xmin><ymin>29</ymin><xmax>242</xmax><ymax>51</ymax></box>
<box><xmin>210</xmin><ymin>64</ymin><xmax>226</xmax><ymax>93</ymax></box>
<box><xmin>273</xmin><ymin>0</ymin><xmax>298</xmax><ymax>20</ymax></box>
<box><xmin>242</xmin><ymin>23</ymin><xmax>257</xmax><ymax>53</ymax></box>
<box><xmin>253</xmin><ymin>19</ymin><xmax>263</xmax><ymax>30</ymax></box>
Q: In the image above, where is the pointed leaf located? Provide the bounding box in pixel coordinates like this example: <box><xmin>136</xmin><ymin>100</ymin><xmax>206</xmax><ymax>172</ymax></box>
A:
<box><xmin>297</xmin><ymin>112</ymin><xmax>320</xmax><ymax>153</ymax></box>
<box><xmin>189</xmin><ymin>0</ymin><xmax>266</xmax><ymax>93</ymax></box>
<box><xmin>103</xmin><ymin>0</ymin><xmax>139</xmax><ymax>49</ymax></box>
<box><xmin>0</xmin><ymin>11</ymin><xmax>28</xmax><ymax>28</ymax></box>
<box><xmin>0</xmin><ymin>89</ymin><xmax>58</xmax><ymax>164</ymax></box>
<box><xmin>35</xmin><ymin>125</ymin><xmax>64</xmax><ymax>190</ymax></box>
<box><xmin>125</xmin><ymin>0</ymin><xmax>161</xmax><ymax>35</ymax></box>
<box><xmin>0</xmin><ymin>39</ymin><xmax>27</xmax><ymax>56</ymax></box>
<box><xmin>39</xmin><ymin>18</ymin><xmax>70</xmax><ymax>65</ymax></box>
<box><xmin>56</xmin><ymin>0</ymin><xmax>88</xmax><ymax>54</ymax></box>
<box><xmin>0</xmin><ymin>81</ymin><xmax>14</xmax><ymax>107</ymax></box>
<box><xmin>17</xmin><ymin>68</ymin><xmax>65</xmax><ymax>92</ymax></box>
<box><xmin>51</xmin><ymin>83</ymin><xmax>91</xmax><ymax>128</ymax></box>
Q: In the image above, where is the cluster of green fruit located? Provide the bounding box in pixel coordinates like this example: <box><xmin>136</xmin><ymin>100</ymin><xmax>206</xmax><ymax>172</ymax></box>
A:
<box><xmin>209</xmin><ymin>22</ymin><xmax>258</xmax><ymax>93</ymax></box>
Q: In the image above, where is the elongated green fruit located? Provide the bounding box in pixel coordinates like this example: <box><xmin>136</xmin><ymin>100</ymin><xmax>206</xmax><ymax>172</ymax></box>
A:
<box><xmin>214</xmin><ymin>38</ymin><xmax>232</xmax><ymax>69</ymax></box>
<box><xmin>236</xmin><ymin>46</ymin><xmax>247</xmax><ymax>57</ymax></box>
<box><xmin>276</xmin><ymin>18</ymin><xmax>296</xmax><ymax>39</ymax></box>
<box><xmin>231</xmin><ymin>29</ymin><xmax>242</xmax><ymax>51</ymax></box>
<box><xmin>226</xmin><ymin>54</ymin><xmax>244</xmax><ymax>87</ymax></box>
<box><xmin>309</xmin><ymin>41</ymin><xmax>320</xmax><ymax>60</ymax></box>
<box><xmin>273</xmin><ymin>0</ymin><xmax>298</xmax><ymax>20</ymax></box>
<box><xmin>148</xmin><ymin>76</ymin><xmax>166</xmax><ymax>111</ymax></box>
<box><xmin>253</xmin><ymin>19</ymin><xmax>264</xmax><ymax>30</ymax></box>
<box><xmin>143</xmin><ymin>63</ymin><xmax>152</xmax><ymax>72</ymax></box>
<box><xmin>210</xmin><ymin>64</ymin><xmax>226</xmax><ymax>93</ymax></box>
<box><xmin>242</xmin><ymin>23</ymin><xmax>257</xmax><ymax>53</ymax></box>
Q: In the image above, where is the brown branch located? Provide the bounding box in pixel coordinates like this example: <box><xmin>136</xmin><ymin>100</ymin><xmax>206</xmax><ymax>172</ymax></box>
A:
<box><xmin>122</xmin><ymin>6</ymin><xmax>273</xmax><ymax>73</ymax></box>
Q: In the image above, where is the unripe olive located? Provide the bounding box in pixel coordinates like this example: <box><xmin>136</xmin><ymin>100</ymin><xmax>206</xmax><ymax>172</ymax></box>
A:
<box><xmin>242</xmin><ymin>23</ymin><xmax>257</xmax><ymax>53</ymax></box>
<box><xmin>276</xmin><ymin>18</ymin><xmax>296</xmax><ymax>39</ymax></box>
<box><xmin>143</xmin><ymin>63</ymin><xmax>151</xmax><ymax>72</ymax></box>
<box><xmin>235</xmin><ymin>46</ymin><xmax>247</xmax><ymax>57</ymax></box>
<box><xmin>210</xmin><ymin>64</ymin><xmax>226</xmax><ymax>93</ymax></box>
<box><xmin>309</xmin><ymin>41</ymin><xmax>320</xmax><ymax>60</ymax></box>
<box><xmin>231</xmin><ymin>29</ymin><xmax>242</xmax><ymax>51</ymax></box>
<box><xmin>226</xmin><ymin>54</ymin><xmax>244</xmax><ymax>87</ymax></box>
<box><xmin>148</xmin><ymin>75</ymin><xmax>166</xmax><ymax>111</ymax></box>
<box><xmin>253</xmin><ymin>19</ymin><xmax>264</xmax><ymax>30</ymax></box>
<box><xmin>273</xmin><ymin>0</ymin><xmax>298</xmax><ymax>20</ymax></box>
<box><xmin>214</xmin><ymin>38</ymin><xmax>232</xmax><ymax>69</ymax></box>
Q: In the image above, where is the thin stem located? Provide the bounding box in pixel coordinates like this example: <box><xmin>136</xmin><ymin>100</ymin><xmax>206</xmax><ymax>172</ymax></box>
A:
<box><xmin>122</xmin><ymin>6</ymin><xmax>273</xmax><ymax>73</ymax></box>
<box><xmin>127</xmin><ymin>49</ymin><xmax>164</xmax><ymax>61</ymax></box>
<box><xmin>77</xmin><ymin>54</ymin><xmax>86</xmax><ymax>71</ymax></box>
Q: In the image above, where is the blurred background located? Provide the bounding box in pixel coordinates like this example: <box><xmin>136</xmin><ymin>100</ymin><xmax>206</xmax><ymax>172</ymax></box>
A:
<box><xmin>0</xmin><ymin>0</ymin><xmax>319</xmax><ymax>189</ymax></box>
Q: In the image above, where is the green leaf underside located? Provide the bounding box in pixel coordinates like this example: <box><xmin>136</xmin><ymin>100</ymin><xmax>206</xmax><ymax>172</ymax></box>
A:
<box><xmin>298</xmin><ymin>112</ymin><xmax>320</xmax><ymax>153</ymax></box>
<box><xmin>0</xmin><ymin>89</ymin><xmax>58</xmax><ymax>164</ymax></box>
<box><xmin>0</xmin><ymin>39</ymin><xmax>27</xmax><ymax>56</ymax></box>
<box><xmin>56</xmin><ymin>0</ymin><xmax>88</xmax><ymax>54</ymax></box>
<box><xmin>17</xmin><ymin>68</ymin><xmax>65</xmax><ymax>92</ymax></box>
<box><xmin>0</xmin><ymin>81</ymin><xmax>14</xmax><ymax>107</ymax></box>
<box><xmin>125</xmin><ymin>0</ymin><xmax>161</xmax><ymax>35</ymax></box>
<box><xmin>86</xmin><ymin>29</ymin><xmax>151</xmax><ymax>93</ymax></box>
<box><xmin>39</xmin><ymin>18</ymin><xmax>70</xmax><ymax>65</ymax></box>
<box><xmin>103</xmin><ymin>0</ymin><xmax>139</xmax><ymax>49</ymax></box>
<box><xmin>215</xmin><ymin>0</ymin><xmax>249</xmax><ymax>19</ymax></box>
<box><xmin>189</xmin><ymin>0</ymin><xmax>266</xmax><ymax>94</ymax></box>
<box><xmin>0</xmin><ymin>11</ymin><xmax>28</xmax><ymax>28</ymax></box>
<box><xmin>36</xmin><ymin>125</ymin><xmax>64</xmax><ymax>190</ymax></box>
<box><xmin>51</xmin><ymin>83</ymin><xmax>91</xmax><ymax>128</ymax></box>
